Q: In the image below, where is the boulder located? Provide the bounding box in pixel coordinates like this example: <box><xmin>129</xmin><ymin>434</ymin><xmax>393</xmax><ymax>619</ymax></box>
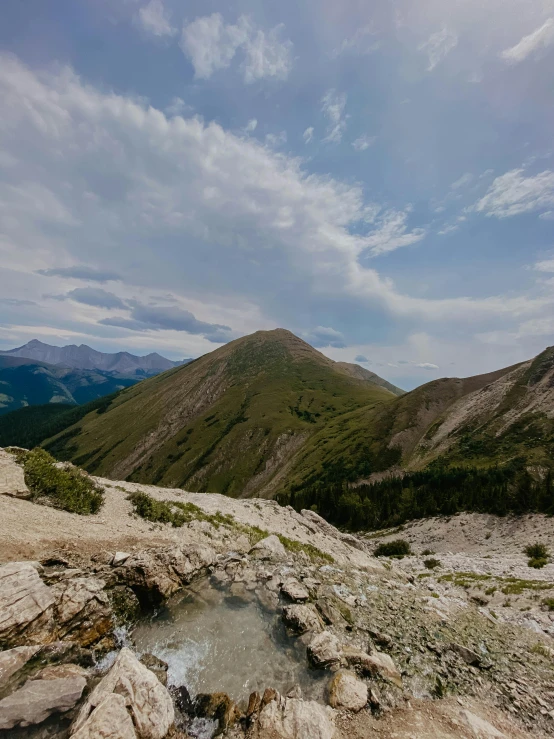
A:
<box><xmin>307</xmin><ymin>631</ymin><xmax>341</xmax><ymax>670</ymax></box>
<box><xmin>71</xmin><ymin>693</ymin><xmax>137</xmax><ymax>739</ymax></box>
<box><xmin>282</xmin><ymin>605</ymin><xmax>323</xmax><ymax>635</ymax></box>
<box><xmin>38</xmin><ymin>663</ymin><xmax>88</xmax><ymax>680</ymax></box>
<box><xmin>250</xmin><ymin>535</ymin><xmax>287</xmax><ymax>561</ymax></box>
<box><xmin>0</xmin><ymin>562</ymin><xmax>56</xmax><ymax>647</ymax></box>
<box><xmin>328</xmin><ymin>670</ymin><xmax>367</xmax><ymax>712</ymax></box>
<box><xmin>72</xmin><ymin>647</ymin><xmax>174</xmax><ymax>739</ymax></box>
<box><xmin>194</xmin><ymin>692</ymin><xmax>241</xmax><ymax>732</ymax></box>
<box><xmin>253</xmin><ymin>694</ymin><xmax>335</xmax><ymax>739</ymax></box>
<box><xmin>281</xmin><ymin>578</ymin><xmax>309</xmax><ymax>602</ymax></box>
<box><xmin>0</xmin><ymin>449</ymin><xmax>30</xmax><ymax>498</ymax></box>
<box><xmin>0</xmin><ymin>645</ymin><xmax>41</xmax><ymax>689</ymax></box>
<box><xmin>54</xmin><ymin>577</ymin><xmax>112</xmax><ymax>646</ymax></box>
<box><xmin>0</xmin><ymin>675</ymin><xmax>86</xmax><ymax>729</ymax></box>
<box><xmin>112</xmin><ymin>552</ymin><xmax>131</xmax><ymax>567</ymax></box>
<box><xmin>343</xmin><ymin>649</ymin><xmax>402</xmax><ymax>689</ymax></box>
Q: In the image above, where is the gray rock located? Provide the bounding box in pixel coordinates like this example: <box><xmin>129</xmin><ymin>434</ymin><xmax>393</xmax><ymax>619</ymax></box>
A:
<box><xmin>448</xmin><ymin>643</ymin><xmax>482</xmax><ymax>667</ymax></box>
<box><xmin>281</xmin><ymin>578</ymin><xmax>309</xmax><ymax>602</ymax></box>
<box><xmin>250</xmin><ymin>535</ymin><xmax>287</xmax><ymax>561</ymax></box>
<box><xmin>111</xmin><ymin>552</ymin><xmax>131</xmax><ymax>567</ymax></box>
<box><xmin>253</xmin><ymin>693</ymin><xmax>335</xmax><ymax>739</ymax></box>
<box><xmin>0</xmin><ymin>676</ymin><xmax>86</xmax><ymax>729</ymax></box>
<box><xmin>343</xmin><ymin>648</ymin><xmax>402</xmax><ymax>688</ymax></box>
<box><xmin>0</xmin><ymin>562</ymin><xmax>56</xmax><ymax>647</ymax></box>
<box><xmin>307</xmin><ymin>631</ymin><xmax>341</xmax><ymax>669</ymax></box>
<box><xmin>37</xmin><ymin>663</ymin><xmax>88</xmax><ymax>681</ymax></box>
<box><xmin>0</xmin><ymin>645</ymin><xmax>41</xmax><ymax>689</ymax></box>
<box><xmin>54</xmin><ymin>576</ymin><xmax>112</xmax><ymax>646</ymax></box>
<box><xmin>70</xmin><ymin>693</ymin><xmax>137</xmax><ymax>739</ymax></box>
<box><xmin>72</xmin><ymin>647</ymin><xmax>174</xmax><ymax>739</ymax></box>
<box><xmin>328</xmin><ymin>670</ymin><xmax>368</xmax><ymax>712</ymax></box>
<box><xmin>282</xmin><ymin>605</ymin><xmax>323</xmax><ymax>634</ymax></box>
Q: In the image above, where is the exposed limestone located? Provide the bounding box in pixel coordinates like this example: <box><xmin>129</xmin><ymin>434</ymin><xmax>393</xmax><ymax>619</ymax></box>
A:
<box><xmin>72</xmin><ymin>647</ymin><xmax>174</xmax><ymax>739</ymax></box>
<box><xmin>307</xmin><ymin>631</ymin><xmax>341</xmax><ymax>669</ymax></box>
<box><xmin>0</xmin><ymin>645</ymin><xmax>41</xmax><ymax>688</ymax></box>
<box><xmin>71</xmin><ymin>693</ymin><xmax>137</xmax><ymax>739</ymax></box>
<box><xmin>0</xmin><ymin>449</ymin><xmax>29</xmax><ymax>498</ymax></box>
<box><xmin>112</xmin><ymin>551</ymin><xmax>131</xmax><ymax>566</ymax></box>
<box><xmin>54</xmin><ymin>576</ymin><xmax>112</xmax><ymax>646</ymax></box>
<box><xmin>0</xmin><ymin>561</ymin><xmax>56</xmax><ymax>647</ymax></box>
<box><xmin>328</xmin><ymin>670</ymin><xmax>368</xmax><ymax>712</ymax></box>
<box><xmin>282</xmin><ymin>604</ymin><xmax>323</xmax><ymax>634</ymax></box>
<box><xmin>281</xmin><ymin>578</ymin><xmax>309</xmax><ymax>602</ymax></box>
<box><xmin>250</xmin><ymin>535</ymin><xmax>287</xmax><ymax>561</ymax></box>
<box><xmin>0</xmin><ymin>675</ymin><xmax>86</xmax><ymax>729</ymax></box>
<box><xmin>250</xmin><ymin>693</ymin><xmax>336</xmax><ymax>739</ymax></box>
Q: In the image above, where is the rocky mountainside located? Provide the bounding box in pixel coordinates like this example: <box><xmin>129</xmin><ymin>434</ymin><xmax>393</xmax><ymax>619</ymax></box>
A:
<box><xmin>42</xmin><ymin>329</ymin><xmax>401</xmax><ymax>496</ymax></box>
<box><xmin>0</xmin><ymin>339</ymin><xmax>190</xmax><ymax>377</ymax></box>
<box><xmin>0</xmin><ymin>356</ymin><xmax>139</xmax><ymax>415</ymax></box>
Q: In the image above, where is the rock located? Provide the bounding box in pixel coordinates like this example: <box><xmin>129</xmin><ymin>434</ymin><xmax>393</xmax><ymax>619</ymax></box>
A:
<box><xmin>448</xmin><ymin>643</ymin><xmax>482</xmax><ymax>667</ymax></box>
<box><xmin>71</xmin><ymin>693</ymin><xmax>137</xmax><ymax>739</ymax></box>
<box><xmin>460</xmin><ymin>709</ymin><xmax>506</xmax><ymax>738</ymax></box>
<box><xmin>54</xmin><ymin>577</ymin><xmax>112</xmax><ymax>646</ymax></box>
<box><xmin>253</xmin><ymin>693</ymin><xmax>335</xmax><ymax>739</ymax></box>
<box><xmin>0</xmin><ymin>562</ymin><xmax>56</xmax><ymax>648</ymax></box>
<box><xmin>281</xmin><ymin>578</ymin><xmax>309</xmax><ymax>602</ymax></box>
<box><xmin>0</xmin><ymin>645</ymin><xmax>41</xmax><ymax>688</ymax></box>
<box><xmin>0</xmin><ymin>676</ymin><xmax>86</xmax><ymax>729</ymax></box>
<box><xmin>112</xmin><ymin>552</ymin><xmax>131</xmax><ymax>567</ymax></box>
<box><xmin>328</xmin><ymin>670</ymin><xmax>368</xmax><ymax>712</ymax></box>
<box><xmin>307</xmin><ymin>631</ymin><xmax>341</xmax><ymax>669</ymax></box>
<box><xmin>72</xmin><ymin>647</ymin><xmax>174</xmax><ymax>739</ymax></box>
<box><xmin>250</xmin><ymin>535</ymin><xmax>287</xmax><ymax>561</ymax></box>
<box><xmin>282</xmin><ymin>605</ymin><xmax>322</xmax><ymax>634</ymax></box>
<box><xmin>246</xmin><ymin>691</ymin><xmax>262</xmax><ymax>718</ymax></box>
<box><xmin>139</xmin><ymin>653</ymin><xmax>169</xmax><ymax>686</ymax></box>
<box><xmin>315</xmin><ymin>600</ymin><xmax>345</xmax><ymax>627</ymax></box>
<box><xmin>343</xmin><ymin>649</ymin><xmax>402</xmax><ymax>689</ymax></box>
<box><xmin>38</xmin><ymin>663</ymin><xmax>88</xmax><ymax>680</ymax></box>
<box><xmin>108</xmin><ymin>585</ymin><xmax>142</xmax><ymax>625</ymax></box>
<box><xmin>195</xmin><ymin>692</ymin><xmax>241</xmax><ymax>733</ymax></box>
<box><xmin>300</xmin><ymin>510</ymin><xmax>339</xmax><ymax>539</ymax></box>
<box><xmin>367</xmin><ymin>629</ymin><xmax>393</xmax><ymax>649</ymax></box>
<box><xmin>0</xmin><ymin>449</ymin><xmax>30</xmax><ymax>498</ymax></box>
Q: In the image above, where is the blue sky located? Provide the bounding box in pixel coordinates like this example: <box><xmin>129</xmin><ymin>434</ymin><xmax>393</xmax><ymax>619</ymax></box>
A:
<box><xmin>1</xmin><ymin>0</ymin><xmax>554</xmax><ymax>389</ymax></box>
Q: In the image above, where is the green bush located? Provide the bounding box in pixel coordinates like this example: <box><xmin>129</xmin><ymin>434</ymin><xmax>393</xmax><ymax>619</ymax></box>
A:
<box><xmin>524</xmin><ymin>543</ymin><xmax>549</xmax><ymax>559</ymax></box>
<box><xmin>528</xmin><ymin>557</ymin><xmax>548</xmax><ymax>569</ymax></box>
<box><xmin>421</xmin><ymin>548</ymin><xmax>435</xmax><ymax>556</ymax></box>
<box><xmin>424</xmin><ymin>557</ymin><xmax>441</xmax><ymax>569</ymax></box>
<box><xmin>373</xmin><ymin>539</ymin><xmax>412</xmax><ymax>558</ymax></box>
<box><xmin>22</xmin><ymin>448</ymin><xmax>104</xmax><ymax>515</ymax></box>
<box><xmin>542</xmin><ymin>598</ymin><xmax>554</xmax><ymax>611</ymax></box>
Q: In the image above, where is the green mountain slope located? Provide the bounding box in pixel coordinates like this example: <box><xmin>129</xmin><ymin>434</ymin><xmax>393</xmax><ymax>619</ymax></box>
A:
<box><xmin>0</xmin><ymin>356</ymin><xmax>138</xmax><ymax>415</ymax></box>
<box><xmin>43</xmin><ymin>329</ymin><xmax>398</xmax><ymax>496</ymax></box>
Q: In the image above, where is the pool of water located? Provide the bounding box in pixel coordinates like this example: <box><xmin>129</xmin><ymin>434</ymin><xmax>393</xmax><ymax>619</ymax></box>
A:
<box><xmin>131</xmin><ymin>577</ymin><xmax>326</xmax><ymax>705</ymax></box>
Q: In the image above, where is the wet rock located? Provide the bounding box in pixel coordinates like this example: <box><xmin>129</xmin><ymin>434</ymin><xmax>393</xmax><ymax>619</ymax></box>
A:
<box><xmin>140</xmin><ymin>653</ymin><xmax>169</xmax><ymax>686</ymax></box>
<box><xmin>281</xmin><ymin>578</ymin><xmax>309</xmax><ymax>603</ymax></box>
<box><xmin>172</xmin><ymin>684</ymin><xmax>194</xmax><ymax>714</ymax></box>
<box><xmin>72</xmin><ymin>647</ymin><xmax>174</xmax><ymax>739</ymax></box>
<box><xmin>112</xmin><ymin>552</ymin><xmax>131</xmax><ymax>567</ymax></box>
<box><xmin>282</xmin><ymin>605</ymin><xmax>322</xmax><ymax>634</ymax></box>
<box><xmin>38</xmin><ymin>663</ymin><xmax>88</xmax><ymax>681</ymax></box>
<box><xmin>328</xmin><ymin>670</ymin><xmax>368</xmax><ymax>712</ymax></box>
<box><xmin>0</xmin><ymin>645</ymin><xmax>41</xmax><ymax>689</ymax></box>
<box><xmin>195</xmin><ymin>692</ymin><xmax>241</xmax><ymax>734</ymax></box>
<box><xmin>252</xmin><ymin>693</ymin><xmax>335</xmax><ymax>739</ymax></box>
<box><xmin>54</xmin><ymin>577</ymin><xmax>112</xmax><ymax>646</ymax></box>
<box><xmin>71</xmin><ymin>693</ymin><xmax>137</xmax><ymax>739</ymax></box>
<box><xmin>0</xmin><ymin>562</ymin><xmax>56</xmax><ymax>647</ymax></box>
<box><xmin>261</xmin><ymin>688</ymin><xmax>279</xmax><ymax>708</ymax></box>
<box><xmin>307</xmin><ymin>631</ymin><xmax>341</xmax><ymax>670</ymax></box>
<box><xmin>343</xmin><ymin>648</ymin><xmax>402</xmax><ymax>688</ymax></box>
<box><xmin>246</xmin><ymin>691</ymin><xmax>262</xmax><ymax>719</ymax></box>
<box><xmin>448</xmin><ymin>643</ymin><xmax>483</xmax><ymax>667</ymax></box>
<box><xmin>250</xmin><ymin>535</ymin><xmax>287</xmax><ymax>561</ymax></box>
<box><xmin>0</xmin><ymin>675</ymin><xmax>86</xmax><ymax>729</ymax></box>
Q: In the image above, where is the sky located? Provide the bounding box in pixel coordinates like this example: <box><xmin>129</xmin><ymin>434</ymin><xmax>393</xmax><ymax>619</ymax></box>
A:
<box><xmin>1</xmin><ymin>0</ymin><xmax>554</xmax><ymax>390</ymax></box>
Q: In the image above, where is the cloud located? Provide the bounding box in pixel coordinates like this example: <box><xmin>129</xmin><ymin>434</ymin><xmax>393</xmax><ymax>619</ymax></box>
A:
<box><xmin>64</xmin><ymin>288</ymin><xmax>128</xmax><ymax>309</ymax></box>
<box><xmin>321</xmin><ymin>90</ymin><xmax>347</xmax><ymax>144</ymax></box>
<box><xmin>265</xmin><ymin>131</ymin><xmax>287</xmax><ymax>147</ymax></box>
<box><xmin>450</xmin><ymin>173</ymin><xmax>473</xmax><ymax>190</ymax></box>
<box><xmin>500</xmin><ymin>19</ymin><xmax>554</xmax><ymax>64</ymax></box>
<box><xmin>180</xmin><ymin>14</ymin><xmax>292</xmax><ymax>83</ymax></box>
<box><xmin>37</xmin><ymin>266</ymin><xmax>122</xmax><ymax>283</ymax></box>
<box><xmin>305</xmin><ymin>326</ymin><xmax>346</xmax><ymax>349</ymax></box>
<box><xmin>332</xmin><ymin>26</ymin><xmax>379</xmax><ymax>58</ymax></box>
<box><xmin>473</xmin><ymin>169</ymin><xmax>554</xmax><ymax>218</ymax></box>
<box><xmin>419</xmin><ymin>27</ymin><xmax>458</xmax><ymax>71</ymax></box>
<box><xmin>100</xmin><ymin>302</ymin><xmax>233</xmax><ymax>342</ymax></box>
<box><xmin>0</xmin><ymin>298</ymin><xmax>36</xmax><ymax>306</ymax></box>
<box><xmin>165</xmin><ymin>97</ymin><xmax>192</xmax><ymax>117</ymax></box>
<box><xmin>416</xmin><ymin>362</ymin><xmax>439</xmax><ymax>370</ymax></box>
<box><xmin>244</xmin><ymin>119</ymin><xmax>257</xmax><ymax>133</ymax></box>
<box><xmin>364</xmin><ymin>210</ymin><xmax>426</xmax><ymax>257</ymax></box>
<box><xmin>303</xmin><ymin>127</ymin><xmax>314</xmax><ymax>144</ymax></box>
<box><xmin>354</xmin><ymin>354</ymin><xmax>369</xmax><ymax>362</ymax></box>
<box><xmin>534</xmin><ymin>259</ymin><xmax>554</xmax><ymax>273</ymax></box>
<box><xmin>137</xmin><ymin>0</ymin><xmax>176</xmax><ymax>38</ymax></box>
<box><xmin>352</xmin><ymin>135</ymin><xmax>376</xmax><ymax>152</ymax></box>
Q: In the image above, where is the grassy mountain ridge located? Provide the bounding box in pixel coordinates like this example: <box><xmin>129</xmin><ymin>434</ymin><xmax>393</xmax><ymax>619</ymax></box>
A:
<box><xmin>44</xmin><ymin>329</ymin><xmax>399</xmax><ymax>496</ymax></box>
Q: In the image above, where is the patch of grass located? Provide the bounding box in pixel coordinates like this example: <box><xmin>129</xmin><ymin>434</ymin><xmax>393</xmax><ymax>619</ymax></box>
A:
<box><xmin>127</xmin><ymin>491</ymin><xmax>235</xmax><ymax>529</ymax></box>
<box><xmin>424</xmin><ymin>557</ymin><xmax>441</xmax><ymax>570</ymax></box>
<box><xmin>374</xmin><ymin>539</ymin><xmax>411</xmax><ymax>558</ymax></box>
<box><xmin>277</xmin><ymin>534</ymin><xmax>334</xmax><ymax>563</ymax></box>
<box><xmin>524</xmin><ymin>543</ymin><xmax>549</xmax><ymax>559</ymax></box>
<box><xmin>421</xmin><ymin>548</ymin><xmax>435</xmax><ymax>556</ymax></box>
<box><xmin>528</xmin><ymin>557</ymin><xmax>548</xmax><ymax>569</ymax></box>
<box><xmin>531</xmin><ymin>643</ymin><xmax>550</xmax><ymax>657</ymax></box>
<box><xmin>21</xmin><ymin>448</ymin><xmax>104</xmax><ymax>514</ymax></box>
<box><xmin>485</xmin><ymin>586</ymin><xmax>497</xmax><ymax>596</ymax></box>
<box><xmin>542</xmin><ymin>598</ymin><xmax>554</xmax><ymax>611</ymax></box>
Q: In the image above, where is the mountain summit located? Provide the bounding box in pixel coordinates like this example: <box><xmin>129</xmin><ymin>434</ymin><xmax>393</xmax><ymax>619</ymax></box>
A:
<box><xmin>44</xmin><ymin>329</ymin><xmax>402</xmax><ymax>496</ymax></box>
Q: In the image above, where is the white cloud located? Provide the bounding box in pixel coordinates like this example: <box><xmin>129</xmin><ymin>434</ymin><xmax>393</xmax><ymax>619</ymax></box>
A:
<box><xmin>416</xmin><ymin>362</ymin><xmax>439</xmax><ymax>370</ymax></box>
<box><xmin>450</xmin><ymin>173</ymin><xmax>473</xmax><ymax>190</ymax></box>
<box><xmin>364</xmin><ymin>210</ymin><xmax>426</xmax><ymax>257</ymax></box>
<box><xmin>321</xmin><ymin>90</ymin><xmax>348</xmax><ymax>144</ymax></box>
<box><xmin>244</xmin><ymin>119</ymin><xmax>257</xmax><ymax>133</ymax></box>
<box><xmin>419</xmin><ymin>27</ymin><xmax>458</xmax><ymax>71</ymax></box>
<box><xmin>500</xmin><ymin>18</ymin><xmax>554</xmax><ymax>64</ymax></box>
<box><xmin>303</xmin><ymin>127</ymin><xmax>314</xmax><ymax>144</ymax></box>
<box><xmin>137</xmin><ymin>0</ymin><xmax>176</xmax><ymax>37</ymax></box>
<box><xmin>180</xmin><ymin>14</ymin><xmax>292</xmax><ymax>83</ymax></box>
<box><xmin>265</xmin><ymin>131</ymin><xmax>287</xmax><ymax>147</ymax></box>
<box><xmin>352</xmin><ymin>135</ymin><xmax>376</xmax><ymax>151</ymax></box>
<box><xmin>474</xmin><ymin>168</ymin><xmax>554</xmax><ymax>218</ymax></box>
<box><xmin>534</xmin><ymin>258</ymin><xmax>554</xmax><ymax>273</ymax></box>
<box><xmin>165</xmin><ymin>97</ymin><xmax>192</xmax><ymax>117</ymax></box>
<box><xmin>305</xmin><ymin>326</ymin><xmax>346</xmax><ymax>348</ymax></box>
<box><xmin>332</xmin><ymin>25</ymin><xmax>379</xmax><ymax>58</ymax></box>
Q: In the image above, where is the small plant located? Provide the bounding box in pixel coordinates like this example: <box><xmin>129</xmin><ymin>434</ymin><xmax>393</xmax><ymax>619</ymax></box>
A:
<box><xmin>542</xmin><ymin>598</ymin><xmax>554</xmax><ymax>611</ymax></box>
<box><xmin>485</xmin><ymin>586</ymin><xmax>497</xmax><ymax>596</ymax></box>
<box><xmin>421</xmin><ymin>548</ymin><xmax>435</xmax><ymax>556</ymax></box>
<box><xmin>373</xmin><ymin>539</ymin><xmax>412</xmax><ymax>558</ymax></box>
<box><xmin>22</xmin><ymin>448</ymin><xmax>104</xmax><ymax>515</ymax></box>
<box><xmin>528</xmin><ymin>557</ymin><xmax>548</xmax><ymax>569</ymax></box>
<box><xmin>524</xmin><ymin>543</ymin><xmax>549</xmax><ymax>569</ymax></box>
<box><xmin>531</xmin><ymin>643</ymin><xmax>550</xmax><ymax>657</ymax></box>
<box><xmin>424</xmin><ymin>557</ymin><xmax>441</xmax><ymax>570</ymax></box>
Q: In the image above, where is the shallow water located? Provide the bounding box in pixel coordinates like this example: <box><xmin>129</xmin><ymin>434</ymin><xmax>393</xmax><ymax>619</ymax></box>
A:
<box><xmin>131</xmin><ymin>577</ymin><xmax>326</xmax><ymax>704</ymax></box>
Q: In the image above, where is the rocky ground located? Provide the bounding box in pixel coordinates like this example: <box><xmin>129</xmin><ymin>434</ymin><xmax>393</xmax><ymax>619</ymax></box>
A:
<box><xmin>1</xmin><ymin>448</ymin><xmax>553</xmax><ymax>738</ymax></box>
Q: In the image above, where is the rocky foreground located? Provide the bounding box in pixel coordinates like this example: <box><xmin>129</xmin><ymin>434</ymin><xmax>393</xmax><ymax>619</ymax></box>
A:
<box><xmin>1</xmin><ymin>449</ymin><xmax>553</xmax><ymax>738</ymax></box>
